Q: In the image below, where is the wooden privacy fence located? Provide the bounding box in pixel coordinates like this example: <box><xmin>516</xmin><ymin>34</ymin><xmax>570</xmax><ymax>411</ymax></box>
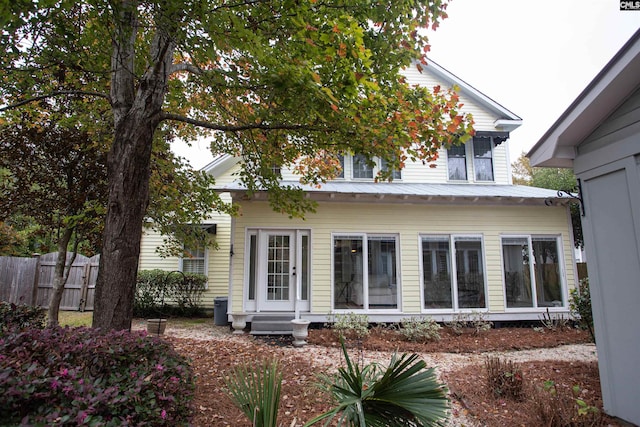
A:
<box><xmin>0</xmin><ymin>252</ymin><xmax>99</xmax><ymax>311</ymax></box>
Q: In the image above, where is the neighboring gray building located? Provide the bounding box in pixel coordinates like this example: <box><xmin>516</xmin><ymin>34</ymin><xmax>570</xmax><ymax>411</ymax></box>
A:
<box><xmin>529</xmin><ymin>29</ymin><xmax>640</xmax><ymax>425</ymax></box>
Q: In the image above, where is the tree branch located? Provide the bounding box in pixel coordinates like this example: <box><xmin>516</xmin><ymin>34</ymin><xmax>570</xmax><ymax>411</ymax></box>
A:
<box><xmin>169</xmin><ymin>62</ymin><xmax>203</xmax><ymax>75</ymax></box>
<box><xmin>0</xmin><ymin>90</ymin><xmax>110</xmax><ymax>112</ymax></box>
<box><xmin>160</xmin><ymin>112</ymin><xmax>327</xmax><ymax>132</ymax></box>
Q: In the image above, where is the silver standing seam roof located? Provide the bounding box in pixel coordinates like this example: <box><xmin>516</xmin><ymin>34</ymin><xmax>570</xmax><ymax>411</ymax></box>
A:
<box><xmin>220</xmin><ymin>180</ymin><xmax>568</xmax><ymax>206</ymax></box>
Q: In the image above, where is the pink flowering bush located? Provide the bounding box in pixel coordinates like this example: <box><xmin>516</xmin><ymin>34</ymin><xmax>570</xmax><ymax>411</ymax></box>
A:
<box><xmin>0</xmin><ymin>326</ymin><xmax>194</xmax><ymax>426</ymax></box>
<box><xmin>0</xmin><ymin>301</ymin><xmax>45</xmax><ymax>336</ymax></box>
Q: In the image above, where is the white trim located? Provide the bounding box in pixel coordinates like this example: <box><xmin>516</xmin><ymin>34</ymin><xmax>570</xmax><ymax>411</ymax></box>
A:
<box><xmin>331</xmin><ymin>232</ymin><xmax>402</xmax><ymax>312</ymax></box>
<box><xmin>500</xmin><ymin>234</ymin><xmax>567</xmax><ymax>311</ymax></box>
<box><xmin>419</xmin><ymin>233</ymin><xmax>488</xmax><ymax>313</ymax></box>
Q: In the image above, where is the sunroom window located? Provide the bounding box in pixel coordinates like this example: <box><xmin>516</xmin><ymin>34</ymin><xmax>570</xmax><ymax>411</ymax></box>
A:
<box><xmin>421</xmin><ymin>235</ymin><xmax>486</xmax><ymax>310</ymax></box>
<box><xmin>502</xmin><ymin>236</ymin><xmax>564</xmax><ymax>308</ymax></box>
<box><xmin>333</xmin><ymin>234</ymin><xmax>398</xmax><ymax>310</ymax></box>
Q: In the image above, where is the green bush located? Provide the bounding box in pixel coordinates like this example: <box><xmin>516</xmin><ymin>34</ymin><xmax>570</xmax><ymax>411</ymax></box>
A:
<box><xmin>330</xmin><ymin>312</ymin><xmax>370</xmax><ymax>340</ymax></box>
<box><xmin>134</xmin><ymin>269</ymin><xmax>207</xmax><ymax>317</ymax></box>
<box><xmin>399</xmin><ymin>316</ymin><xmax>442</xmax><ymax>342</ymax></box>
<box><xmin>446</xmin><ymin>311</ymin><xmax>492</xmax><ymax>335</ymax></box>
<box><xmin>0</xmin><ymin>326</ymin><xmax>195</xmax><ymax>426</ymax></box>
<box><xmin>570</xmin><ymin>278</ymin><xmax>595</xmax><ymax>342</ymax></box>
<box><xmin>0</xmin><ymin>301</ymin><xmax>45</xmax><ymax>336</ymax></box>
<box><xmin>308</xmin><ymin>338</ymin><xmax>450</xmax><ymax>426</ymax></box>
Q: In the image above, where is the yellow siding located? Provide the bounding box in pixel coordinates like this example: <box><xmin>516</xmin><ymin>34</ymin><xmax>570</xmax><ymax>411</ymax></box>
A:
<box><xmin>231</xmin><ymin>200</ymin><xmax>575</xmax><ymax>316</ymax></box>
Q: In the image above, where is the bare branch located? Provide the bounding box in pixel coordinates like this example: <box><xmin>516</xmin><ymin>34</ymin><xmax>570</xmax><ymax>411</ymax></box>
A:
<box><xmin>160</xmin><ymin>112</ymin><xmax>326</xmax><ymax>132</ymax></box>
<box><xmin>0</xmin><ymin>90</ymin><xmax>110</xmax><ymax>112</ymax></box>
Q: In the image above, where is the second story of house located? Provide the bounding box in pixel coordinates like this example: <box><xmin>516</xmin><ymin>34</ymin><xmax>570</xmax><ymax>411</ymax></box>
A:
<box><xmin>205</xmin><ymin>59</ymin><xmax>523</xmax><ymax>188</ymax></box>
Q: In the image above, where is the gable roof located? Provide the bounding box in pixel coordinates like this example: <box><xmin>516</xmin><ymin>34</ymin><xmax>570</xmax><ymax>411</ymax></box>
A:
<box><xmin>424</xmin><ymin>59</ymin><xmax>522</xmax><ymax>131</ymax></box>
<box><xmin>528</xmin><ymin>29</ymin><xmax>640</xmax><ymax>168</ymax></box>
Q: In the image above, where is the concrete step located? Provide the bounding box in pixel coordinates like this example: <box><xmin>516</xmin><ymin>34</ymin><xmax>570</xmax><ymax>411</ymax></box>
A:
<box><xmin>250</xmin><ymin>315</ymin><xmax>295</xmax><ymax>335</ymax></box>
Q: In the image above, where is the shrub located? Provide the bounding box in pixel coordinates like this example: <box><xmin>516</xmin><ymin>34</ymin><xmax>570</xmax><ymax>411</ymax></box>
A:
<box><xmin>532</xmin><ymin>381</ymin><xmax>602</xmax><ymax>427</ymax></box>
<box><xmin>0</xmin><ymin>301</ymin><xmax>45</xmax><ymax>336</ymax></box>
<box><xmin>308</xmin><ymin>338</ymin><xmax>450</xmax><ymax>426</ymax></box>
<box><xmin>0</xmin><ymin>326</ymin><xmax>195</xmax><ymax>426</ymax></box>
<box><xmin>225</xmin><ymin>359</ymin><xmax>281</xmax><ymax>427</ymax></box>
<box><xmin>485</xmin><ymin>357</ymin><xmax>524</xmax><ymax>400</ymax></box>
<box><xmin>446</xmin><ymin>311</ymin><xmax>492</xmax><ymax>335</ymax></box>
<box><xmin>331</xmin><ymin>312</ymin><xmax>370</xmax><ymax>340</ymax></box>
<box><xmin>539</xmin><ymin>308</ymin><xmax>570</xmax><ymax>331</ymax></box>
<box><xmin>134</xmin><ymin>269</ymin><xmax>207</xmax><ymax>317</ymax></box>
<box><xmin>399</xmin><ymin>316</ymin><xmax>442</xmax><ymax>342</ymax></box>
<box><xmin>570</xmin><ymin>278</ymin><xmax>595</xmax><ymax>342</ymax></box>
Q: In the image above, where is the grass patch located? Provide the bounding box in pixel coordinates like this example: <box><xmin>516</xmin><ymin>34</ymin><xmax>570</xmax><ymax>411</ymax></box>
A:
<box><xmin>58</xmin><ymin>311</ymin><xmax>92</xmax><ymax>327</ymax></box>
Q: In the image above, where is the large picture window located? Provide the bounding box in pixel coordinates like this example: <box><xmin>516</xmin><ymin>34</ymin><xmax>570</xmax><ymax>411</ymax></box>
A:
<box><xmin>333</xmin><ymin>234</ymin><xmax>398</xmax><ymax>310</ymax></box>
<box><xmin>502</xmin><ymin>236</ymin><xmax>564</xmax><ymax>308</ymax></box>
<box><xmin>421</xmin><ymin>235</ymin><xmax>486</xmax><ymax>310</ymax></box>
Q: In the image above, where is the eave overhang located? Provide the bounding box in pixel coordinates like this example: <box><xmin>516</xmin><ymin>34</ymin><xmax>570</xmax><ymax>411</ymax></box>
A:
<box><xmin>528</xmin><ymin>29</ymin><xmax>640</xmax><ymax>168</ymax></box>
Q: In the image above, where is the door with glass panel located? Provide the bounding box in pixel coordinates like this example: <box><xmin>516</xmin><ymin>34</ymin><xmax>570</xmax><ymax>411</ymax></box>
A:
<box><xmin>258</xmin><ymin>231</ymin><xmax>295</xmax><ymax>311</ymax></box>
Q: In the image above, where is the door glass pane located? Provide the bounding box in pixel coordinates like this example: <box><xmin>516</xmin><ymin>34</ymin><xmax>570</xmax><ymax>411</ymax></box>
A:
<box><xmin>301</xmin><ymin>234</ymin><xmax>309</xmax><ymax>301</ymax></box>
<box><xmin>367</xmin><ymin>237</ymin><xmax>398</xmax><ymax>309</ymax></box>
<box><xmin>248</xmin><ymin>234</ymin><xmax>257</xmax><ymax>300</ymax></box>
<box><xmin>422</xmin><ymin>236</ymin><xmax>452</xmax><ymax>309</ymax></box>
<box><xmin>267</xmin><ymin>235</ymin><xmax>290</xmax><ymax>301</ymax></box>
<box><xmin>532</xmin><ymin>237</ymin><xmax>563</xmax><ymax>307</ymax></box>
<box><xmin>334</xmin><ymin>236</ymin><xmax>363</xmax><ymax>309</ymax></box>
<box><xmin>502</xmin><ymin>237</ymin><xmax>532</xmax><ymax>308</ymax></box>
<box><xmin>454</xmin><ymin>238</ymin><xmax>486</xmax><ymax>308</ymax></box>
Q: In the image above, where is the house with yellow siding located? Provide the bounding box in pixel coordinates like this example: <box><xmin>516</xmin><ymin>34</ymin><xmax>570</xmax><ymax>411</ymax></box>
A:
<box><xmin>140</xmin><ymin>60</ymin><xmax>578</xmax><ymax>326</ymax></box>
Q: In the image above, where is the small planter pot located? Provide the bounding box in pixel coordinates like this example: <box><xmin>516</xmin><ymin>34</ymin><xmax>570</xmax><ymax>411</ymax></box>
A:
<box><xmin>147</xmin><ymin>318</ymin><xmax>167</xmax><ymax>336</ymax></box>
<box><xmin>291</xmin><ymin>319</ymin><xmax>311</xmax><ymax>347</ymax></box>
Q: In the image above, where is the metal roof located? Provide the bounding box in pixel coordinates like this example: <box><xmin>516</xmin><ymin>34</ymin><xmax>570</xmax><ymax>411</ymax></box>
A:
<box><xmin>221</xmin><ymin>180</ymin><xmax>563</xmax><ymax>200</ymax></box>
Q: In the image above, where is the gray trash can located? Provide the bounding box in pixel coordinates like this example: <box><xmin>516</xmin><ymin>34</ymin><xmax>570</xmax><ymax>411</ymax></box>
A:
<box><xmin>213</xmin><ymin>296</ymin><xmax>228</xmax><ymax>326</ymax></box>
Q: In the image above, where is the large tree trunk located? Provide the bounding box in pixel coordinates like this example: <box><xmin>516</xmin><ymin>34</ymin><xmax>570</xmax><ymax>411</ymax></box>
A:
<box><xmin>92</xmin><ymin>3</ymin><xmax>176</xmax><ymax>330</ymax></box>
<box><xmin>47</xmin><ymin>227</ymin><xmax>73</xmax><ymax>327</ymax></box>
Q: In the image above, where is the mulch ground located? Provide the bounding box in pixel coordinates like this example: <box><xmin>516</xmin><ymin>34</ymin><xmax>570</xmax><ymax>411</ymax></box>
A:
<box><xmin>167</xmin><ymin>326</ymin><xmax>620</xmax><ymax>427</ymax></box>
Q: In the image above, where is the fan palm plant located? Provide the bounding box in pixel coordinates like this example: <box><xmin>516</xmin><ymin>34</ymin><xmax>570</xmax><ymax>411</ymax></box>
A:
<box><xmin>225</xmin><ymin>358</ymin><xmax>282</xmax><ymax>427</ymax></box>
<box><xmin>305</xmin><ymin>339</ymin><xmax>450</xmax><ymax>427</ymax></box>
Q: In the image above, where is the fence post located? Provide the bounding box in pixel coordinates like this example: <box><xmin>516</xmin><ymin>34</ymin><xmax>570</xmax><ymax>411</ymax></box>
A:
<box><xmin>79</xmin><ymin>263</ymin><xmax>90</xmax><ymax>312</ymax></box>
<box><xmin>31</xmin><ymin>254</ymin><xmax>41</xmax><ymax>306</ymax></box>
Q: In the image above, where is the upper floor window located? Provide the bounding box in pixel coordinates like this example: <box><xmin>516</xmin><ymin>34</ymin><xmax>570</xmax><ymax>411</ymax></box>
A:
<box><xmin>352</xmin><ymin>154</ymin><xmax>374</xmax><ymax>179</ymax></box>
<box><xmin>447</xmin><ymin>145</ymin><xmax>467</xmax><ymax>181</ymax></box>
<box><xmin>181</xmin><ymin>243</ymin><xmax>206</xmax><ymax>275</ymax></box>
<box><xmin>337</xmin><ymin>154</ymin><xmax>402</xmax><ymax>181</ymax></box>
<box><xmin>447</xmin><ymin>136</ymin><xmax>497</xmax><ymax>182</ymax></box>
<box><xmin>473</xmin><ymin>137</ymin><xmax>494</xmax><ymax>181</ymax></box>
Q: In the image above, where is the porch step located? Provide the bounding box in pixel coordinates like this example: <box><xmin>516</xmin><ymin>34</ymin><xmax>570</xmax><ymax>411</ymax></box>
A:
<box><xmin>250</xmin><ymin>315</ymin><xmax>295</xmax><ymax>335</ymax></box>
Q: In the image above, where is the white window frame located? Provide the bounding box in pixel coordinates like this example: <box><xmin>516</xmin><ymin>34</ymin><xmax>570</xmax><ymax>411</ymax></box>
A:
<box><xmin>419</xmin><ymin>234</ymin><xmax>488</xmax><ymax>313</ymax></box>
<box><xmin>446</xmin><ymin>144</ymin><xmax>468</xmax><ymax>181</ymax></box>
<box><xmin>180</xmin><ymin>243</ymin><xmax>208</xmax><ymax>277</ymax></box>
<box><xmin>501</xmin><ymin>234</ymin><xmax>567</xmax><ymax>311</ymax></box>
<box><xmin>331</xmin><ymin>232</ymin><xmax>401</xmax><ymax>312</ymax></box>
<box><xmin>341</xmin><ymin>154</ymin><xmax>402</xmax><ymax>181</ymax></box>
<box><xmin>471</xmin><ymin>137</ymin><xmax>495</xmax><ymax>182</ymax></box>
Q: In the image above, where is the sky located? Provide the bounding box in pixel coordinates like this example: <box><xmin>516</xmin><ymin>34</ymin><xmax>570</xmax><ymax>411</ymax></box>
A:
<box><xmin>171</xmin><ymin>0</ymin><xmax>640</xmax><ymax>169</ymax></box>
